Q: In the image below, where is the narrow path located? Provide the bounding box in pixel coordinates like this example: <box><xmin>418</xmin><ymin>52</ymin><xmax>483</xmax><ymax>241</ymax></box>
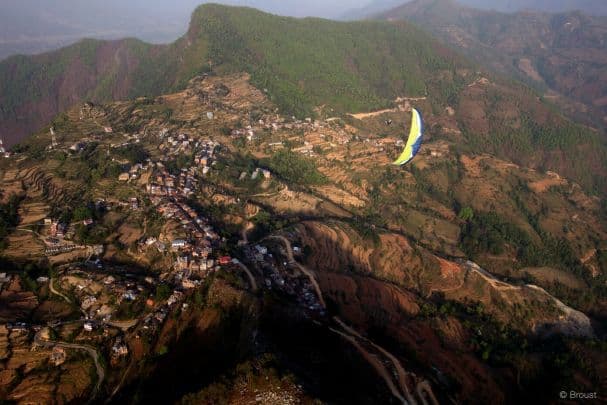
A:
<box><xmin>107</xmin><ymin>360</ymin><xmax>134</xmax><ymax>403</ymax></box>
<box><xmin>269</xmin><ymin>235</ymin><xmax>326</xmax><ymax>308</ymax></box>
<box><xmin>251</xmin><ymin>186</ymin><xmax>287</xmax><ymax>198</ymax></box>
<box><xmin>426</xmin><ymin>277</ymin><xmax>466</xmax><ymax>298</ymax></box>
<box><xmin>349</xmin><ymin>108</ymin><xmax>400</xmax><ymax>120</ymax></box>
<box><xmin>49</xmin><ymin>276</ymin><xmax>89</xmax><ymax>318</ymax></box>
<box><xmin>233</xmin><ymin>259</ymin><xmax>258</xmax><ymax>292</ymax></box>
<box><xmin>49</xmin><ymin>277</ymin><xmax>72</xmax><ymax>303</ymax></box>
<box><xmin>465</xmin><ymin>261</ymin><xmax>519</xmax><ymax>291</ymax></box>
<box><xmin>335</xmin><ymin>317</ymin><xmax>417</xmax><ymax>405</ymax></box>
<box><xmin>416</xmin><ymin>381</ymin><xmax>440</xmax><ymax>405</ymax></box>
<box><xmin>35</xmin><ymin>335</ymin><xmax>104</xmax><ymax>403</ymax></box>
<box><xmin>329</xmin><ymin>326</ymin><xmax>406</xmax><ymax>404</ymax></box>
<box><xmin>15</xmin><ymin>226</ymin><xmax>44</xmax><ymax>238</ymax></box>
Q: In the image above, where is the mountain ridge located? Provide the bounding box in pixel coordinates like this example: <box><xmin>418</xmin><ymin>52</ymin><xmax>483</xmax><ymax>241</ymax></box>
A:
<box><xmin>345</xmin><ymin>0</ymin><xmax>607</xmax><ymax>19</ymax></box>
<box><xmin>1</xmin><ymin>3</ymin><xmax>606</xmax><ymax>196</ymax></box>
<box><xmin>0</xmin><ymin>3</ymin><xmax>465</xmax><ymax>147</ymax></box>
<box><xmin>378</xmin><ymin>0</ymin><xmax>607</xmax><ymax>128</ymax></box>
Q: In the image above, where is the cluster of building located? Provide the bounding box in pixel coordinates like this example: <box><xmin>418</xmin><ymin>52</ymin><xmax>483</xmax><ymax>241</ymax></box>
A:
<box><xmin>239</xmin><ymin>167</ymin><xmax>272</xmax><ymax>181</ymax></box>
<box><xmin>159</xmin><ymin>133</ymin><xmax>218</xmax><ymax>168</ymax></box>
<box><xmin>138</xmin><ymin>136</ymin><xmax>227</xmax><ymax>288</ymax></box>
<box><xmin>149</xmin><ymin>196</ymin><xmax>221</xmax><ymax>285</ymax></box>
<box><xmin>231</xmin><ymin>116</ymin><xmax>350</xmax><ymax>146</ymax></box>
<box><xmin>143</xmin><ymin>136</ymin><xmax>218</xmax><ymax>197</ymax></box>
<box><xmin>146</xmin><ymin>167</ymin><xmax>198</xmax><ymax>198</ymax></box>
<box><xmin>43</xmin><ymin>218</ymin><xmax>84</xmax><ymax>256</ymax></box>
<box><xmin>243</xmin><ymin>242</ymin><xmax>323</xmax><ymax>315</ymax></box>
<box><xmin>265</xmin><ymin>117</ymin><xmax>329</xmax><ymax>133</ymax></box>
<box><xmin>42</xmin><ymin>218</ymin><xmax>104</xmax><ymax>257</ymax></box>
<box><xmin>44</xmin><ymin>244</ymin><xmax>79</xmax><ymax>256</ymax></box>
<box><xmin>0</xmin><ymin>138</ymin><xmax>10</xmax><ymax>158</ymax></box>
<box><xmin>43</xmin><ymin>131</ymin><xmax>230</xmax><ymax>342</ymax></box>
<box><xmin>141</xmin><ymin>290</ymin><xmax>186</xmax><ymax>334</ymax></box>
<box><xmin>111</xmin><ymin>336</ymin><xmax>129</xmax><ymax>362</ymax></box>
<box><xmin>118</xmin><ymin>162</ymin><xmax>150</xmax><ymax>182</ymax></box>
<box><xmin>55</xmin><ymin>267</ymin><xmax>150</xmax><ymax>321</ymax></box>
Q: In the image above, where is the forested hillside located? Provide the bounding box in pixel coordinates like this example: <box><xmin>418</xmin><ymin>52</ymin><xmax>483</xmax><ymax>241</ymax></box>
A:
<box><xmin>1</xmin><ymin>4</ymin><xmax>605</xmax><ymax>194</ymax></box>
<box><xmin>379</xmin><ymin>0</ymin><xmax>607</xmax><ymax>128</ymax></box>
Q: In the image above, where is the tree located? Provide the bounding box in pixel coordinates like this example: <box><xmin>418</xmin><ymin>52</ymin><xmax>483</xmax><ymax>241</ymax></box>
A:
<box><xmin>155</xmin><ymin>284</ymin><xmax>171</xmax><ymax>301</ymax></box>
<box><xmin>458</xmin><ymin>206</ymin><xmax>474</xmax><ymax>221</ymax></box>
<box><xmin>72</xmin><ymin>205</ymin><xmax>94</xmax><ymax>221</ymax></box>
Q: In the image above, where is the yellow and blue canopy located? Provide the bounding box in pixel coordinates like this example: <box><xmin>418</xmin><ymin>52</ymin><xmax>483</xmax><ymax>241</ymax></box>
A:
<box><xmin>392</xmin><ymin>108</ymin><xmax>423</xmax><ymax>166</ymax></box>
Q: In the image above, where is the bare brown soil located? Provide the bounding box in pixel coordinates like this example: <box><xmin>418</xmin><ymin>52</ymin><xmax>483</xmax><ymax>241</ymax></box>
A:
<box><xmin>0</xmin><ymin>278</ymin><xmax>38</xmax><ymax>322</ymax></box>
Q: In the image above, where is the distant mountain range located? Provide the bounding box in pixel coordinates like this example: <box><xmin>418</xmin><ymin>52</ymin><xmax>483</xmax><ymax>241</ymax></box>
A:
<box><xmin>343</xmin><ymin>0</ymin><xmax>607</xmax><ymax>19</ymax></box>
<box><xmin>0</xmin><ymin>3</ymin><xmax>463</xmax><ymax>147</ymax></box>
<box><xmin>376</xmin><ymin>0</ymin><xmax>607</xmax><ymax>129</ymax></box>
<box><xmin>5</xmin><ymin>1</ymin><xmax>605</xmax><ymax>61</ymax></box>
<box><xmin>459</xmin><ymin>0</ymin><xmax>607</xmax><ymax>14</ymax></box>
<box><xmin>341</xmin><ymin>0</ymin><xmax>405</xmax><ymax>20</ymax></box>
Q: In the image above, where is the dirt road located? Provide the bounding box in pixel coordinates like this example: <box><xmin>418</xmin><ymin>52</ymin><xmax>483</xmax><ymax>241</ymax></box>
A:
<box><xmin>49</xmin><ymin>277</ymin><xmax>72</xmax><ymax>303</ymax></box>
<box><xmin>270</xmin><ymin>234</ymin><xmax>438</xmax><ymax>405</ymax></box>
<box><xmin>335</xmin><ymin>317</ymin><xmax>418</xmax><ymax>405</ymax></box>
<box><xmin>269</xmin><ymin>235</ymin><xmax>326</xmax><ymax>308</ymax></box>
<box><xmin>329</xmin><ymin>326</ymin><xmax>406</xmax><ymax>404</ymax></box>
<box><xmin>233</xmin><ymin>259</ymin><xmax>258</xmax><ymax>292</ymax></box>
<box><xmin>35</xmin><ymin>334</ymin><xmax>104</xmax><ymax>402</ymax></box>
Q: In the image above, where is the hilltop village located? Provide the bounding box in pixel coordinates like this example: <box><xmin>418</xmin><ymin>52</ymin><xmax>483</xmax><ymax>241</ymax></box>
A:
<box><xmin>1</xmin><ymin>122</ymin><xmax>327</xmax><ymax>331</ymax></box>
<box><xmin>0</xmin><ymin>74</ymin><xmax>347</xmax><ymax>403</ymax></box>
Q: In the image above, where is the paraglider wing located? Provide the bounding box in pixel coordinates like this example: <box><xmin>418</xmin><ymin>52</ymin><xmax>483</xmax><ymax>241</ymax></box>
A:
<box><xmin>392</xmin><ymin>108</ymin><xmax>423</xmax><ymax>166</ymax></box>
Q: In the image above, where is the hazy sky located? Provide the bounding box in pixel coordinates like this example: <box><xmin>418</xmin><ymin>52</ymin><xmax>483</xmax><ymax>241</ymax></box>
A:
<box><xmin>0</xmin><ymin>0</ymin><xmax>381</xmax><ymax>59</ymax></box>
<box><xmin>1</xmin><ymin>0</ymin><xmax>605</xmax><ymax>60</ymax></box>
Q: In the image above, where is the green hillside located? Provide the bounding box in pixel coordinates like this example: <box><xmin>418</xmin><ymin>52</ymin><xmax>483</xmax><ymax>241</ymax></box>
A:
<box><xmin>190</xmin><ymin>4</ymin><xmax>462</xmax><ymax>117</ymax></box>
<box><xmin>0</xmin><ymin>4</ymin><xmax>461</xmax><ymax>125</ymax></box>
<box><xmin>0</xmin><ymin>3</ymin><xmax>606</xmax><ymax>194</ymax></box>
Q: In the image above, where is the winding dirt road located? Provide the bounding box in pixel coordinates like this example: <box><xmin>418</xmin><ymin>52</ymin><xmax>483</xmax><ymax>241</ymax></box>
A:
<box><xmin>35</xmin><ymin>334</ymin><xmax>104</xmax><ymax>403</ymax></box>
<box><xmin>49</xmin><ymin>277</ymin><xmax>72</xmax><ymax>303</ymax></box>
<box><xmin>269</xmin><ymin>235</ymin><xmax>326</xmax><ymax>308</ymax></box>
<box><xmin>233</xmin><ymin>259</ymin><xmax>258</xmax><ymax>292</ymax></box>
<box><xmin>329</xmin><ymin>326</ymin><xmax>406</xmax><ymax>403</ymax></box>
<box><xmin>269</xmin><ymin>234</ymin><xmax>439</xmax><ymax>405</ymax></box>
<box><xmin>335</xmin><ymin>317</ymin><xmax>418</xmax><ymax>405</ymax></box>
